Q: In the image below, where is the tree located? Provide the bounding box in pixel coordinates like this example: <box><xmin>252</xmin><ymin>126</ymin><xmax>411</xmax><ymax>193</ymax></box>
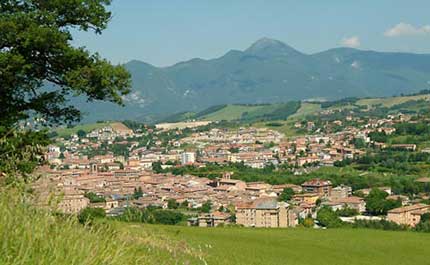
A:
<box><xmin>201</xmin><ymin>200</ymin><xmax>212</xmax><ymax>213</ymax></box>
<box><xmin>152</xmin><ymin>210</ymin><xmax>184</xmax><ymax>225</ymax></box>
<box><xmin>77</xmin><ymin>130</ymin><xmax>87</xmax><ymax>138</ymax></box>
<box><xmin>316</xmin><ymin>206</ymin><xmax>342</xmax><ymax>228</ymax></box>
<box><xmin>365</xmin><ymin>188</ymin><xmax>401</xmax><ymax>215</ymax></box>
<box><xmin>278</xmin><ymin>188</ymin><xmax>294</xmax><ymax>202</ymax></box>
<box><xmin>167</xmin><ymin>198</ymin><xmax>178</xmax><ymax>209</ymax></box>
<box><xmin>180</xmin><ymin>200</ymin><xmax>189</xmax><ymax>209</ymax></box>
<box><xmin>0</xmin><ymin>0</ymin><xmax>131</xmax><ymax>183</ymax></box>
<box><xmin>133</xmin><ymin>187</ymin><xmax>143</xmax><ymax>199</ymax></box>
<box><xmin>84</xmin><ymin>192</ymin><xmax>105</xmax><ymax>203</ymax></box>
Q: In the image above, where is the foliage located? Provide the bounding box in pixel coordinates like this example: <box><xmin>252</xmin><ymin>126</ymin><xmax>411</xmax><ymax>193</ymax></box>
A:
<box><xmin>316</xmin><ymin>206</ymin><xmax>343</xmax><ymax>228</ymax></box>
<box><xmin>133</xmin><ymin>187</ymin><xmax>143</xmax><ymax>199</ymax></box>
<box><xmin>0</xmin><ymin>128</ymin><xmax>50</xmax><ymax>184</ymax></box>
<box><xmin>278</xmin><ymin>188</ymin><xmax>294</xmax><ymax>202</ymax></box>
<box><xmin>78</xmin><ymin>207</ymin><xmax>106</xmax><ymax>224</ymax></box>
<box><xmin>201</xmin><ymin>200</ymin><xmax>212</xmax><ymax>213</ymax></box>
<box><xmin>167</xmin><ymin>198</ymin><xmax>179</xmax><ymax>209</ymax></box>
<box><xmin>84</xmin><ymin>192</ymin><xmax>106</xmax><ymax>203</ymax></box>
<box><xmin>336</xmin><ymin>207</ymin><xmax>359</xmax><ymax>217</ymax></box>
<box><xmin>365</xmin><ymin>189</ymin><xmax>401</xmax><ymax>215</ymax></box>
<box><xmin>351</xmin><ymin>219</ymin><xmax>407</xmax><ymax>231</ymax></box>
<box><xmin>0</xmin><ymin>0</ymin><xmax>131</xmax><ymax>183</ymax></box>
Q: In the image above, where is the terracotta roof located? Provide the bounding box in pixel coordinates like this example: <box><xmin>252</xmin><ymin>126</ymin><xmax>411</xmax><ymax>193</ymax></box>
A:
<box><xmin>388</xmin><ymin>204</ymin><xmax>429</xmax><ymax>214</ymax></box>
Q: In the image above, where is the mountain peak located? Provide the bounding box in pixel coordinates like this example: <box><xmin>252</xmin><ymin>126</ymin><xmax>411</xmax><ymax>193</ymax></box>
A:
<box><xmin>246</xmin><ymin>37</ymin><xmax>302</xmax><ymax>57</ymax></box>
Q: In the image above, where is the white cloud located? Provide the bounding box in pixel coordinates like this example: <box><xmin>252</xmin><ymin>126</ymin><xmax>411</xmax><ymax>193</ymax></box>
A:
<box><xmin>340</xmin><ymin>36</ymin><xmax>360</xmax><ymax>48</ymax></box>
<box><xmin>384</xmin><ymin>22</ymin><xmax>430</xmax><ymax>37</ymax></box>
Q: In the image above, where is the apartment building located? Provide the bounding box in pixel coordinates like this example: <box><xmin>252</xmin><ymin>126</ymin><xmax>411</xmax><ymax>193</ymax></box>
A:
<box><xmin>387</xmin><ymin>204</ymin><xmax>430</xmax><ymax>227</ymax></box>
<box><xmin>236</xmin><ymin>198</ymin><xmax>294</xmax><ymax>228</ymax></box>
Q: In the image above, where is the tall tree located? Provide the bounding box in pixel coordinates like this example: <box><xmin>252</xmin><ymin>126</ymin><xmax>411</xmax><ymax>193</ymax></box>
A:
<box><xmin>0</xmin><ymin>0</ymin><xmax>131</xmax><ymax>183</ymax></box>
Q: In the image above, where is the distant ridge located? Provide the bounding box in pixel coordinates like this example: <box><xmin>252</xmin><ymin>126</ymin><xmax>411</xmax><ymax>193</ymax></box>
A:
<box><xmin>72</xmin><ymin>38</ymin><xmax>430</xmax><ymax>122</ymax></box>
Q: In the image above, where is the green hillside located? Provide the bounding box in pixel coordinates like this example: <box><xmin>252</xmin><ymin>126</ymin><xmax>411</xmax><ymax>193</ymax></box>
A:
<box><xmin>200</xmin><ymin>104</ymin><xmax>266</xmax><ymax>121</ymax></box>
<box><xmin>356</xmin><ymin>94</ymin><xmax>430</xmax><ymax>107</ymax></box>
<box><xmin>159</xmin><ymin>102</ymin><xmax>301</xmax><ymax>123</ymax></box>
<box><xmin>54</xmin><ymin>122</ymin><xmax>126</xmax><ymax>138</ymax></box>
<box><xmin>118</xmin><ymin>223</ymin><xmax>430</xmax><ymax>265</ymax></box>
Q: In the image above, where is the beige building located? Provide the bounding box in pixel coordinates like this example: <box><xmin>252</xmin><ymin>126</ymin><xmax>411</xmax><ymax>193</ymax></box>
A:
<box><xmin>58</xmin><ymin>192</ymin><xmax>90</xmax><ymax>214</ymax></box>
<box><xmin>236</xmin><ymin>198</ymin><xmax>294</xmax><ymax>228</ymax></box>
<box><xmin>301</xmin><ymin>179</ymin><xmax>332</xmax><ymax>198</ymax></box>
<box><xmin>387</xmin><ymin>204</ymin><xmax>430</xmax><ymax>227</ymax></box>
<box><xmin>195</xmin><ymin>211</ymin><xmax>232</xmax><ymax>227</ymax></box>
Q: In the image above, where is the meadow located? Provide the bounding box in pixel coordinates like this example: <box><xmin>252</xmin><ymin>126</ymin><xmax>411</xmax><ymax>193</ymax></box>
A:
<box><xmin>120</xmin><ymin>223</ymin><xmax>430</xmax><ymax>265</ymax></box>
<box><xmin>3</xmin><ymin>189</ymin><xmax>430</xmax><ymax>265</ymax></box>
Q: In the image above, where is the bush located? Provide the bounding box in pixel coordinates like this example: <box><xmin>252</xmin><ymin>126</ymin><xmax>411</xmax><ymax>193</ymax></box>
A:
<box><xmin>78</xmin><ymin>207</ymin><xmax>106</xmax><ymax>224</ymax></box>
<box><xmin>316</xmin><ymin>206</ymin><xmax>343</xmax><ymax>228</ymax></box>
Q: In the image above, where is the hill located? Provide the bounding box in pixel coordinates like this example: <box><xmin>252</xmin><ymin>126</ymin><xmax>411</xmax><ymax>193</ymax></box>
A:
<box><xmin>159</xmin><ymin>102</ymin><xmax>301</xmax><ymax>123</ymax></box>
<box><xmin>73</xmin><ymin>38</ymin><xmax>430</xmax><ymax>122</ymax></box>
<box><xmin>54</xmin><ymin>122</ymin><xmax>129</xmax><ymax>138</ymax></box>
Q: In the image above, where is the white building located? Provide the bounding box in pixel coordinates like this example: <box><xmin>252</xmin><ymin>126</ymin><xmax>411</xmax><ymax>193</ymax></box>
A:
<box><xmin>181</xmin><ymin>152</ymin><xmax>196</xmax><ymax>165</ymax></box>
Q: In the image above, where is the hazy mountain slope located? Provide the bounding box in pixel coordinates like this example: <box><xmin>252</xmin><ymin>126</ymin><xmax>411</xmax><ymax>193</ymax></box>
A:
<box><xmin>75</xmin><ymin>38</ymin><xmax>430</xmax><ymax>122</ymax></box>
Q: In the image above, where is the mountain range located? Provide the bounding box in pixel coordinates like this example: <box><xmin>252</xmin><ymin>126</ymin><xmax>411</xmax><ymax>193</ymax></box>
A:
<box><xmin>75</xmin><ymin>38</ymin><xmax>430</xmax><ymax>123</ymax></box>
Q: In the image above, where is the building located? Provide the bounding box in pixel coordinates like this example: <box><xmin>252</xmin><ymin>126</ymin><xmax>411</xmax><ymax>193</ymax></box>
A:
<box><xmin>236</xmin><ymin>198</ymin><xmax>294</xmax><ymax>228</ymax></box>
<box><xmin>330</xmin><ymin>185</ymin><xmax>352</xmax><ymax>200</ymax></box>
<box><xmin>387</xmin><ymin>204</ymin><xmax>430</xmax><ymax>227</ymax></box>
<box><xmin>57</xmin><ymin>192</ymin><xmax>90</xmax><ymax>214</ymax></box>
<box><xmin>301</xmin><ymin>179</ymin><xmax>332</xmax><ymax>198</ymax></box>
<box><xmin>181</xmin><ymin>152</ymin><xmax>196</xmax><ymax>165</ymax></box>
<box><xmin>323</xmin><ymin>196</ymin><xmax>366</xmax><ymax>213</ymax></box>
<box><xmin>190</xmin><ymin>211</ymin><xmax>232</xmax><ymax>227</ymax></box>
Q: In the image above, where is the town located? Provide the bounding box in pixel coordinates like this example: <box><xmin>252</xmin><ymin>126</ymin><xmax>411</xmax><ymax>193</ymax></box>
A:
<box><xmin>35</xmin><ymin>105</ymin><xmax>430</xmax><ymax>230</ymax></box>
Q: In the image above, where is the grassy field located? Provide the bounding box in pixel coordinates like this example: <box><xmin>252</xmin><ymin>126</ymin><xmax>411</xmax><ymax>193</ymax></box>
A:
<box><xmin>253</xmin><ymin>103</ymin><xmax>321</xmax><ymax>137</ymax></box>
<box><xmin>55</xmin><ymin>122</ymin><xmax>118</xmax><ymax>137</ymax></box>
<box><xmin>356</xmin><ymin>94</ymin><xmax>430</xmax><ymax>107</ymax></box>
<box><xmin>289</xmin><ymin>102</ymin><xmax>321</xmax><ymax>119</ymax></box>
<box><xmin>200</xmin><ymin>105</ymin><xmax>270</xmax><ymax>121</ymax></box>
<box><xmin>119</xmin><ymin>223</ymin><xmax>430</xmax><ymax>265</ymax></box>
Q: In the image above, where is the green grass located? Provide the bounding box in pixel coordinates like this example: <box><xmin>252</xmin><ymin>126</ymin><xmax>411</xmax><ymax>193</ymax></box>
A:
<box><xmin>120</xmin><ymin>224</ymin><xmax>430</xmax><ymax>265</ymax></box>
<box><xmin>4</xmin><ymin>188</ymin><xmax>430</xmax><ymax>265</ymax></box>
<box><xmin>356</xmin><ymin>94</ymin><xmax>430</xmax><ymax>107</ymax></box>
<box><xmin>55</xmin><ymin>122</ymin><xmax>114</xmax><ymax>137</ymax></box>
<box><xmin>200</xmin><ymin>105</ymin><xmax>268</xmax><ymax>121</ymax></box>
<box><xmin>0</xmin><ymin>191</ymin><xmax>199</xmax><ymax>265</ymax></box>
<box><xmin>289</xmin><ymin>102</ymin><xmax>321</xmax><ymax>119</ymax></box>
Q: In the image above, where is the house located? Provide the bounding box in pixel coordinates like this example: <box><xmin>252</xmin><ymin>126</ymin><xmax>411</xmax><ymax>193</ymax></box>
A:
<box><xmin>387</xmin><ymin>204</ymin><xmax>430</xmax><ymax>227</ymax></box>
<box><xmin>57</xmin><ymin>191</ymin><xmax>89</xmax><ymax>214</ymax></box>
<box><xmin>214</xmin><ymin>178</ymin><xmax>247</xmax><ymax>191</ymax></box>
<box><xmin>330</xmin><ymin>185</ymin><xmax>352</xmax><ymax>200</ymax></box>
<box><xmin>323</xmin><ymin>196</ymin><xmax>366</xmax><ymax>213</ymax></box>
<box><xmin>292</xmin><ymin>193</ymin><xmax>320</xmax><ymax>205</ymax></box>
<box><xmin>301</xmin><ymin>179</ymin><xmax>332</xmax><ymax>198</ymax></box>
<box><xmin>193</xmin><ymin>211</ymin><xmax>232</xmax><ymax>227</ymax></box>
<box><xmin>235</xmin><ymin>198</ymin><xmax>293</xmax><ymax>228</ymax></box>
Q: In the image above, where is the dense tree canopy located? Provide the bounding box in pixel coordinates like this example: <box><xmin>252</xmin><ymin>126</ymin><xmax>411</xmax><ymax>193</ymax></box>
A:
<box><xmin>0</xmin><ymin>0</ymin><xmax>131</xmax><ymax>182</ymax></box>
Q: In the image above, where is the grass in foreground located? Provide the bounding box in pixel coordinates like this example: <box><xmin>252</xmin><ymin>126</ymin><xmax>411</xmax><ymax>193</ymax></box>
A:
<box><xmin>0</xmin><ymin>191</ymin><xmax>200</xmax><ymax>265</ymax></box>
<box><xmin>118</xmin><ymin>223</ymin><xmax>430</xmax><ymax>265</ymax></box>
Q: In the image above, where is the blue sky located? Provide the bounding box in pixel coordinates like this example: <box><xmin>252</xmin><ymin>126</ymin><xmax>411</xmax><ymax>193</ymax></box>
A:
<box><xmin>73</xmin><ymin>0</ymin><xmax>430</xmax><ymax>67</ymax></box>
